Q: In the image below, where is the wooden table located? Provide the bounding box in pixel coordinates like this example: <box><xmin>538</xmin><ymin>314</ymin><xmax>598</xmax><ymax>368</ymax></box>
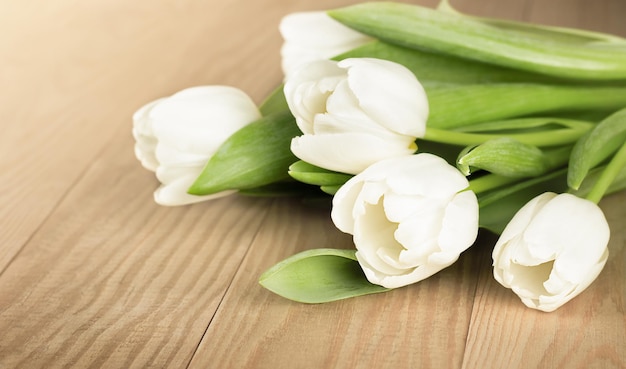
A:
<box><xmin>1</xmin><ymin>0</ymin><xmax>624</xmax><ymax>368</ymax></box>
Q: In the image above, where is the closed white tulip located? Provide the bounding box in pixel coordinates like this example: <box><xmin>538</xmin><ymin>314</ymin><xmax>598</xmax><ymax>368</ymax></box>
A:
<box><xmin>492</xmin><ymin>192</ymin><xmax>610</xmax><ymax>312</ymax></box>
<box><xmin>284</xmin><ymin>58</ymin><xmax>428</xmax><ymax>175</ymax></box>
<box><xmin>331</xmin><ymin>153</ymin><xmax>479</xmax><ymax>288</ymax></box>
<box><xmin>132</xmin><ymin>86</ymin><xmax>261</xmax><ymax>206</ymax></box>
<box><xmin>279</xmin><ymin>11</ymin><xmax>372</xmax><ymax>78</ymax></box>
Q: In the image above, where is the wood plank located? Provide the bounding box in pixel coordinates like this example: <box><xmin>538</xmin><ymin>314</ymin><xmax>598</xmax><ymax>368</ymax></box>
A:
<box><xmin>187</xmin><ymin>198</ymin><xmax>489</xmax><ymax>369</ymax></box>
<box><xmin>1</xmin><ymin>0</ymin><xmax>625</xmax><ymax>368</ymax></box>
<box><xmin>0</xmin><ymin>132</ymin><xmax>274</xmax><ymax>368</ymax></box>
<box><xmin>0</xmin><ymin>0</ymin><xmax>286</xmax><ymax>272</ymax></box>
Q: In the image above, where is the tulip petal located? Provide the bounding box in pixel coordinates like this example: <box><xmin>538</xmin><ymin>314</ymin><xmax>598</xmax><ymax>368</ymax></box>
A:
<box><xmin>132</xmin><ymin>99</ymin><xmax>164</xmax><ymax>172</ymax></box>
<box><xmin>437</xmin><ymin>190</ymin><xmax>479</xmax><ymax>257</ymax></box>
<box><xmin>280</xmin><ymin>12</ymin><xmax>370</xmax><ymax>47</ymax></box>
<box><xmin>383</xmin><ymin>192</ymin><xmax>440</xmax><ymax>223</ymax></box>
<box><xmin>394</xmin><ymin>209</ymin><xmax>444</xmax><ymax>252</ymax></box>
<box><xmin>290</xmin><ymin>133</ymin><xmax>416</xmax><ymax>174</ymax></box>
<box><xmin>358</xmin><ymin>252</ymin><xmax>452</xmax><ymax>289</ymax></box>
<box><xmin>352</xmin><ymin>196</ymin><xmax>404</xmax><ymax>276</ymax></box>
<box><xmin>386</xmin><ymin>153</ymin><xmax>469</xmax><ymax>197</ymax></box>
<box><xmin>340</xmin><ymin>58</ymin><xmax>428</xmax><ymax>137</ymax></box>
<box><xmin>279</xmin><ymin>12</ymin><xmax>372</xmax><ymax>77</ymax></box>
<box><xmin>154</xmin><ymin>142</ymin><xmax>210</xmax><ymax>168</ymax></box>
<box><xmin>284</xmin><ymin>60</ymin><xmax>345</xmax><ymax>133</ymax></box>
<box><xmin>154</xmin><ymin>175</ymin><xmax>235</xmax><ymax>206</ymax></box>
<box><xmin>318</xmin><ymin>80</ymin><xmax>407</xmax><ymax>140</ymax></box>
<box><xmin>331</xmin><ymin>179</ymin><xmax>363</xmax><ymax>234</ymax></box>
<box><xmin>150</xmin><ymin>86</ymin><xmax>260</xmax><ymax>156</ymax></box>
<box><xmin>491</xmin><ymin>192</ymin><xmax>556</xmax><ymax>262</ymax></box>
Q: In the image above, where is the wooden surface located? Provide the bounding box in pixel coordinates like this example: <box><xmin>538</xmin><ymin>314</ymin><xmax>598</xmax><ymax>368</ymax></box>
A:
<box><xmin>0</xmin><ymin>0</ymin><xmax>624</xmax><ymax>368</ymax></box>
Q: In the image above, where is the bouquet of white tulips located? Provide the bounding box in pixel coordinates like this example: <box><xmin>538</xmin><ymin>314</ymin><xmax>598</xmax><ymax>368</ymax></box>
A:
<box><xmin>132</xmin><ymin>1</ymin><xmax>626</xmax><ymax>312</ymax></box>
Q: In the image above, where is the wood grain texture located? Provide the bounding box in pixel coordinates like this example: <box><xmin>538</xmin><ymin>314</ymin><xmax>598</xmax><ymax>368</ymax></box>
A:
<box><xmin>463</xmin><ymin>193</ymin><xmax>626</xmax><ymax>369</ymax></box>
<box><xmin>0</xmin><ymin>0</ymin><xmax>624</xmax><ymax>368</ymax></box>
<box><xmin>188</xmin><ymin>200</ymin><xmax>489</xmax><ymax>369</ymax></box>
<box><xmin>0</xmin><ymin>132</ymin><xmax>274</xmax><ymax>368</ymax></box>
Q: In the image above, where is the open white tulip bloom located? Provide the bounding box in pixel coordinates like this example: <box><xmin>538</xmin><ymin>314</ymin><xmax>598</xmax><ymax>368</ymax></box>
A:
<box><xmin>284</xmin><ymin>58</ymin><xmax>428</xmax><ymax>175</ymax></box>
<box><xmin>492</xmin><ymin>192</ymin><xmax>610</xmax><ymax>312</ymax></box>
<box><xmin>132</xmin><ymin>86</ymin><xmax>261</xmax><ymax>206</ymax></box>
<box><xmin>279</xmin><ymin>11</ymin><xmax>372</xmax><ymax>78</ymax></box>
<box><xmin>331</xmin><ymin>153</ymin><xmax>479</xmax><ymax>289</ymax></box>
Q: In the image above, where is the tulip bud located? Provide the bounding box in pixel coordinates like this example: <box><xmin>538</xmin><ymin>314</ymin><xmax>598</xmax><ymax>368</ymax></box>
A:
<box><xmin>331</xmin><ymin>153</ymin><xmax>479</xmax><ymax>288</ymax></box>
<box><xmin>132</xmin><ymin>86</ymin><xmax>261</xmax><ymax>205</ymax></box>
<box><xmin>284</xmin><ymin>58</ymin><xmax>428</xmax><ymax>175</ymax></box>
<box><xmin>492</xmin><ymin>192</ymin><xmax>610</xmax><ymax>312</ymax></box>
<box><xmin>279</xmin><ymin>11</ymin><xmax>372</xmax><ymax>78</ymax></box>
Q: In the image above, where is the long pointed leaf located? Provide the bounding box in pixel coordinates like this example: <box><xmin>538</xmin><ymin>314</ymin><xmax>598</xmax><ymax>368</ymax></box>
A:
<box><xmin>189</xmin><ymin>111</ymin><xmax>300</xmax><ymax>195</ymax></box>
<box><xmin>568</xmin><ymin>108</ymin><xmax>626</xmax><ymax>189</ymax></box>
<box><xmin>259</xmin><ymin>249</ymin><xmax>389</xmax><ymax>303</ymax></box>
<box><xmin>329</xmin><ymin>2</ymin><xmax>626</xmax><ymax>80</ymax></box>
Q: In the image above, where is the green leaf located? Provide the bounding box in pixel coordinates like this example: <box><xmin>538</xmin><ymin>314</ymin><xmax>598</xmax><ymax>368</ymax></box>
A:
<box><xmin>259</xmin><ymin>249</ymin><xmax>390</xmax><ymax>303</ymax></box>
<box><xmin>423</xmin><ymin>118</ymin><xmax>593</xmax><ymax>147</ymax></box>
<box><xmin>426</xmin><ymin>83</ymin><xmax>626</xmax><ymax>129</ymax></box>
<box><xmin>454</xmin><ymin>117</ymin><xmax>594</xmax><ymax>135</ymax></box>
<box><xmin>436</xmin><ymin>0</ymin><xmax>626</xmax><ymax>45</ymax></box>
<box><xmin>329</xmin><ymin>2</ymin><xmax>626</xmax><ymax>80</ymax></box>
<box><xmin>570</xmin><ymin>161</ymin><xmax>626</xmax><ymax>198</ymax></box>
<box><xmin>288</xmin><ymin>161</ymin><xmax>353</xmax><ymax>187</ymax></box>
<box><xmin>188</xmin><ymin>111</ymin><xmax>301</xmax><ymax>195</ymax></box>
<box><xmin>584</xmin><ymin>140</ymin><xmax>626</xmax><ymax>203</ymax></box>
<box><xmin>568</xmin><ymin>107</ymin><xmax>626</xmax><ymax>189</ymax></box>
<box><xmin>320</xmin><ymin>185</ymin><xmax>343</xmax><ymax>195</ymax></box>
<box><xmin>457</xmin><ymin>138</ymin><xmax>555</xmax><ymax>177</ymax></box>
<box><xmin>335</xmin><ymin>41</ymin><xmax>559</xmax><ymax>86</ymax></box>
<box><xmin>259</xmin><ymin>85</ymin><xmax>289</xmax><ymax>116</ymax></box>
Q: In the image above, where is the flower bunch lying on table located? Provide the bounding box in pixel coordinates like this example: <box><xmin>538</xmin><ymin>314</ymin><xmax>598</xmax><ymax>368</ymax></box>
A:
<box><xmin>132</xmin><ymin>1</ymin><xmax>626</xmax><ymax>312</ymax></box>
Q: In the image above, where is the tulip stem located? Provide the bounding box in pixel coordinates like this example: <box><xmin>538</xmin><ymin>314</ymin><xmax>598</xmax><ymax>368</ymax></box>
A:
<box><xmin>467</xmin><ymin>174</ymin><xmax>521</xmax><ymax>194</ymax></box>
<box><xmin>585</xmin><ymin>140</ymin><xmax>626</xmax><ymax>204</ymax></box>
<box><xmin>423</xmin><ymin>126</ymin><xmax>590</xmax><ymax>147</ymax></box>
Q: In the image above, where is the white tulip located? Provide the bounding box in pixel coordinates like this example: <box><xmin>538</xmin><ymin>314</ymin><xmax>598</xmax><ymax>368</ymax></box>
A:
<box><xmin>492</xmin><ymin>192</ymin><xmax>610</xmax><ymax>312</ymax></box>
<box><xmin>284</xmin><ymin>58</ymin><xmax>428</xmax><ymax>175</ymax></box>
<box><xmin>331</xmin><ymin>153</ymin><xmax>479</xmax><ymax>289</ymax></box>
<box><xmin>132</xmin><ymin>86</ymin><xmax>261</xmax><ymax>206</ymax></box>
<box><xmin>279</xmin><ymin>11</ymin><xmax>372</xmax><ymax>78</ymax></box>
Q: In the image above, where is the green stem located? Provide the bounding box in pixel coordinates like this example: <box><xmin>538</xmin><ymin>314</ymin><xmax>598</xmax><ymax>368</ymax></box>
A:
<box><xmin>477</xmin><ymin>169</ymin><xmax>567</xmax><ymax>208</ymax></box>
<box><xmin>585</xmin><ymin>140</ymin><xmax>626</xmax><ymax>204</ymax></box>
<box><xmin>467</xmin><ymin>174</ymin><xmax>521</xmax><ymax>194</ymax></box>
<box><xmin>544</xmin><ymin>146</ymin><xmax>572</xmax><ymax>169</ymax></box>
<box><xmin>424</xmin><ymin>126</ymin><xmax>590</xmax><ymax>147</ymax></box>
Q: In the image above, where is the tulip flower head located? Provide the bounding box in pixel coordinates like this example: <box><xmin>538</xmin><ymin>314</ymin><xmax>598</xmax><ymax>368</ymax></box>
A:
<box><xmin>331</xmin><ymin>153</ymin><xmax>479</xmax><ymax>288</ymax></box>
<box><xmin>284</xmin><ymin>58</ymin><xmax>429</xmax><ymax>175</ymax></box>
<box><xmin>279</xmin><ymin>11</ymin><xmax>372</xmax><ymax>78</ymax></box>
<box><xmin>492</xmin><ymin>192</ymin><xmax>610</xmax><ymax>312</ymax></box>
<box><xmin>132</xmin><ymin>86</ymin><xmax>261</xmax><ymax>205</ymax></box>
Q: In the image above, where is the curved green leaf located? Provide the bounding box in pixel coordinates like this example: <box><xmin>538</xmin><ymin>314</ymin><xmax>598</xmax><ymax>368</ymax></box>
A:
<box><xmin>336</xmin><ymin>41</ymin><xmax>558</xmax><ymax>86</ymax></box>
<box><xmin>329</xmin><ymin>2</ymin><xmax>626</xmax><ymax>80</ymax></box>
<box><xmin>436</xmin><ymin>0</ymin><xmax>626</xmax><ymax>45</ymax></box>
<box><xmin>188</xmin><ymin>111</ymin><xmax>301</xmax><ymax>195</ymax></box>
<box><xmin>457</xmin><ymin>138</ymin><xmax>554</xmax><ymax>177</ymax></box>
<box><xmin>259</xmin><ymin>85</ymin><xmax>288</xmax><ymax>116</ymax></box>
<box><xmin>288</xmin><ymin>161</ymin><xmax>352</xmax><ymax>187</ymax></box>
<box><xmin>426</xmin><ymin>83</ymin><xmax>626</xmax><ymax>129</ymax></box>
<box><xmin>567</xmin><ymin>107</ymin><xmax>626</xmax><ymax>189</ymax></box>
<box><xmin>259</xmin><ymin>248</ymin><xmax>390</xmax><ymax>303</ymax></box>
